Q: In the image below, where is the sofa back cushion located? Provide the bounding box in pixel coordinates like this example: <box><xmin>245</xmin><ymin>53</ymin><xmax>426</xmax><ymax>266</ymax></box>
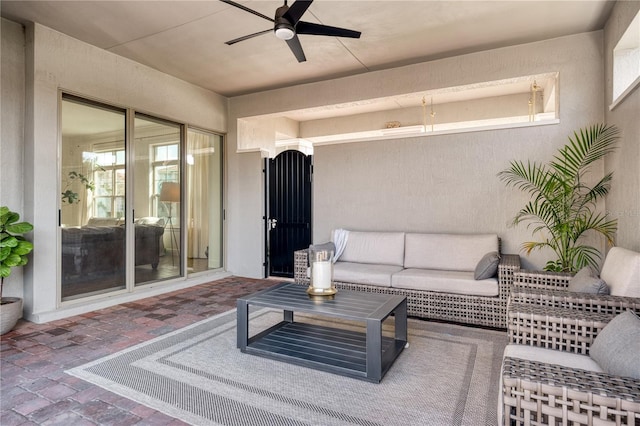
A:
<box><xmin>404</xmin><ymin>233</ymin><xmax>499</xmax><ymax>272</ymax></box>
<box><xmin>339</xmin><ymin>231</ymin><xmax>405</xmax><ymax>266</ymax></box>
<box><xmin>86</xmin><ymin>216</ymin><xmax>124</xmax><ymax>226</ymax></box>
<box><xmin>600</xmin><ymin>247</ymin><xmax>640</xmax><ymax>297</ymax></box>
<box><xmin>135</xmin><ymin>217</ymin><xmax>165</xmax><ymax>226</ymax></box>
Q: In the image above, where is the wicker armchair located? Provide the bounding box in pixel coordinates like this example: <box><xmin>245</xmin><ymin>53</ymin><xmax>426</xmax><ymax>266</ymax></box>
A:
<box><xmin>509</xmin><ymin>246</ymin><xmax>640</xmax><ymax>316</ymax></box>
<box><xmin>510</xmin><ymin>269</ymin><xmax>640</xmax><ymax>316</ymax></box>
<box><xmin>503</xmin><ymin>302</ymin><xmax>640</xmax><ymax>425</ymax></box>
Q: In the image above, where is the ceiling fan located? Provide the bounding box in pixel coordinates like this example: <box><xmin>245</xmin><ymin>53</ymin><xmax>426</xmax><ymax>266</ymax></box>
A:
<box><xmin>220</xmin><ymin>0</ymin><xmax>361</xmax><ymax>63</ymax></box>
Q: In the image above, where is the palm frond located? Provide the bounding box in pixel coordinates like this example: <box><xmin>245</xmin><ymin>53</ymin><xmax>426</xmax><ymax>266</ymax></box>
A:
<box><xmin>551</xmin><ymin>124</ymin><xmax>619</xmax><ymax>179</ymax></box>
<box><xmin>572</xmin><ymin>213</ymin><xmax>617</xmax><ymax>245</ymax></box>
<box><xmin>497</xmin><ymin>161</ymin><xmax>552</xmax><ymax>196</ymax></box>
<box><xmin>521</xmin><ymin>240</ymin><xmax>552</xmax><ymax>255</ymax></box>
<box><xmin>567</xmin><ymin>245</ymin><xmax>603</xmax><ymax>271</ymax></box>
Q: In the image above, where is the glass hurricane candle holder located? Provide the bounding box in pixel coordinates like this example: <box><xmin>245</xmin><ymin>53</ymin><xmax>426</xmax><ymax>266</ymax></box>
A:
<box><xmin>307</xmin><ymin>247</ymin><xmax>337</xmax><ymax>296</ymax></box>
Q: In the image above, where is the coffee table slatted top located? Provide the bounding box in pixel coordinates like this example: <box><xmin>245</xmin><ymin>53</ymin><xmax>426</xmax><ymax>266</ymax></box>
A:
<box><xmin>242</xmin><ymin>282</ymin><xmax>406</xmax><ymax>321</ymax></box>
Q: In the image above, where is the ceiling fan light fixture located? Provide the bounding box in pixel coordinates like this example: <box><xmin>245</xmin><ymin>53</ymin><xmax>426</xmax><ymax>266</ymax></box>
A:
<box><xmin>275</xmin><ymin>24</ymin><xmax>295</xmax><ymax>40</ymax></box>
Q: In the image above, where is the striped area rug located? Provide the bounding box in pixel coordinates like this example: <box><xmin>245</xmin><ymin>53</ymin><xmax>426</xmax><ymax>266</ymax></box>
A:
<box><xmin>66</xmin><ymin>308</ymin><xmax>506</xmax><ymax>425</ymax></box>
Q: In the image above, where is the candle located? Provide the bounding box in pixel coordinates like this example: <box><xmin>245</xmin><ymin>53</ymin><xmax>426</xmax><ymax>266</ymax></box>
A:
<box><xmin>312</xmin><ymin>260</ymin><xmax>332</xmax><ymax>289</ymax></box>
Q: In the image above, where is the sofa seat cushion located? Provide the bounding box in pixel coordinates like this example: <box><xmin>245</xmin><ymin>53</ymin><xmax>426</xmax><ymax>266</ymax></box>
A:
<box><xmin>339</xmin><ymin>231</ymin><xmax>405</xmax><ymax>266</ymax></box>
<box><xmin>404</xmin><ymin>233</ymin><xmax>499</xmax><ymax>271</ymax></box>
<box><xmin>333</xmin><ymin>261</ymin><xmax>403</xmax><ymax>287</ymax></box>
<box><xmin>503</xmin><ymin>344</ymin><xmax>603</xmax><ymax>373</ymax></box>
<box><xmin>391</xmin><ymin>269</ymin><xmax>499</xmax><ymax>296</ymax></box>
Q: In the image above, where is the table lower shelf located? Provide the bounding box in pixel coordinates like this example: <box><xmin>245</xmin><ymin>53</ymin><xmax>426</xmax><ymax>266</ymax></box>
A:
<box><xmin>243</xmin><ymin>320</ymin><xmax>406</xmax><ymax>383</ymax></box>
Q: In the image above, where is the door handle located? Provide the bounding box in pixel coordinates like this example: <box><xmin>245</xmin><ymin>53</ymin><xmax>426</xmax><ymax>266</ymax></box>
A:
<box><xmin>268</xmin><ymin>218</ymin><xmax>278</xmax><ymax>229</ymax></box>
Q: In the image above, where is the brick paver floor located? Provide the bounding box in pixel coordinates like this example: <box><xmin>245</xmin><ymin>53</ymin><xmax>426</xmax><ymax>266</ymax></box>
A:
<box><xmin>1</xmin><ymin>276</ymin><xmax>277</xmax><ymax>425</ymax></box>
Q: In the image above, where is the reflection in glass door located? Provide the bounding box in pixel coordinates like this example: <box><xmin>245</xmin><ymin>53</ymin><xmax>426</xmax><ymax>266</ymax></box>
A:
<box><xmin>133</xmin><ymin>115</ymin><xmax>182</xmax><ymax>285</ymax></box>
<box><xmin>60</xmin><ymin>95</ymin><xmax>126</xmax><ymax>301</ymax></box>
<box><xmin>186</xmin><ymin>129</ymin><xmax>223</xmax><ymax>273</ymax></box>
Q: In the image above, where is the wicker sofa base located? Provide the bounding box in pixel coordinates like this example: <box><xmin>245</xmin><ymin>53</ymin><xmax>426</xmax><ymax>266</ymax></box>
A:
<box><xmin>294</xmin><ymin>249</ymin><xmax>521</xmax><ymax>329</ymax></box>
<box><xmin>502</xmin><ymin>356</ymin><xmax>640</xmax><ymax>426</ymax></box>
<box><xmin>297</xmin><ymin>280</ymin><xmax>508</xmax><ymax>328</ymax></box>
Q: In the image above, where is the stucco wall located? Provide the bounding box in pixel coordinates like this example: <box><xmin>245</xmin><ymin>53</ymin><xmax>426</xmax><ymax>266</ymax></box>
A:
<box><xmin>16</xmin><ymin>22</ymin><xmax>227</xmax><ymax>320</ymax></box>
<box><xmin>228</xmin><ymin>31</ymin><xmax>606</xmax><ymax>275</ymax></box>
<box><xmin>604</xmin><ymin>1</ymin><xmax>640</xmax><ymax>252</ymax></box>
<box><xmin>0</xmin><ymin>18</ymin><xmax>26</xmax><ymax>298</ymax></box>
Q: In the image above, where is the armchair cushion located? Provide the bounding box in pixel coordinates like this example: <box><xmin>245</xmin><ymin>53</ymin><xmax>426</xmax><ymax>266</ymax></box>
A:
<box><xmin>504</xmin><ymin>344</ymin><xmax>603</xmax><ymax>373</ymax></box>
<box><xmin>474</xmin><ymin>251</ymin><xmax>500</xmax><ymax>280</ymax></box>
<box><xmin>590</xmin><ymin>310</ymin><xmax>640</xmax><ymax>379</ymax></box>
<box><xmin>568</xmin><ymin>266</ymin><xmax>609</xmax><ymax>294</ymax></box>
<box><xmin>600</xmin><ymin>247</ymin><xmax>640</xmax><ymax>297</ymax></box>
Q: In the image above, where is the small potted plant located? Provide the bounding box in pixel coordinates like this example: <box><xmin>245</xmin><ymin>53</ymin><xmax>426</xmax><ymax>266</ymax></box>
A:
<box><xmin>0</xmin><ymin>206</ymin><xmax>34</xmax><ymax>334</ymax></box>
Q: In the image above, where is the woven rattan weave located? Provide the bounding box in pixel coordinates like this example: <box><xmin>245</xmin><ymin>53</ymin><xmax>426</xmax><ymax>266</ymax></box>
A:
<box><xmin>502</xmin><ymin>356</ymin><xmax>640</xmax><ymax>426</ymax></box>
<box><xmin>510</xmin><ymin>270</ymin><xmax>640</xmax><ymax>316</ymax></box>
<box><xmin>294</xmin><ymin>249</ymin><xmax>521</xmax><ymax>328</ymax></box>
<box><xmin>507</xmin><ymin>302</ymin><xmax>613</xmax><ymax>355</ymax></box>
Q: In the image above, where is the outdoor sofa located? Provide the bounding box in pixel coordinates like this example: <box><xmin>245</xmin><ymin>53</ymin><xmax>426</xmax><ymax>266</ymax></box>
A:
<box><xmin>294</xmin><ymin>230</ymin><xmax>521</xmax><ymax>328</ymax></box>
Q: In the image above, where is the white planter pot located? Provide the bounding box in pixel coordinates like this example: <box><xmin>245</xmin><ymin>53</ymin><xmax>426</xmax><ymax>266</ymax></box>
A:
<box><xmin>1</xmin><ymin>297</ymin><xmax>23</xmax><ymax>335</ymax></box>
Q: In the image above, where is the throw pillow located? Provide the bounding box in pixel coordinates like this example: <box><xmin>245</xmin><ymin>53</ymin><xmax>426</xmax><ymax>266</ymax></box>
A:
<box><xmin>568</xmin><ymin>266</ymin><xmax>610</xmax><ymax>294</ymax></box>
<box><xmin>589</xmin><ymin>310</ymin><xmax>640</xmax><ymax>379</ymax></box>
<box><xmin>474</xmin><ymin>251</ymin><xmax>500</xmax><ymax>280</ymax></box>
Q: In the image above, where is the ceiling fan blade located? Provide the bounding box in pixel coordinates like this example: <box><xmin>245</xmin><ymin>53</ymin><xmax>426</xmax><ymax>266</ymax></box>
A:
<box><xmin>286</xmin><ymin>35</ymin><xmax>307</xmax><ymax>62</ymax></box>
<box><xmin>219</xmin><ymin>0</ymin><xmax>275</xmax><ymax>23</ymax></box>
<box><xmin>225</xmin><ymin>29</ymin><xmax>272</xmax><ymax>45</ymax></box>
<box><xmin>296</xmin><ymin>21</ymin><xmax>361</xmax><ymax>38</ymax></box>
<box><xmin>283</xmin><ymin>0</ymin><xmax>313</xmax><ymax>25</ymax></box>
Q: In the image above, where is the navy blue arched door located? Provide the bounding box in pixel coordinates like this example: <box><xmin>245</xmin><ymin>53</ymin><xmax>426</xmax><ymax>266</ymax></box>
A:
<box><xmin>266</xmin><ymin>150</ymin><xmax>312</xmax><ymax>277</ymax></box>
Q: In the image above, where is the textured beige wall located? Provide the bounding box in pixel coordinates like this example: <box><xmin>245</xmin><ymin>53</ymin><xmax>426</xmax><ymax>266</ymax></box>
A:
<box><xmin>604</xmin><ymin>1</ymin><xmax>640</xmax><ymax>253</ymax></box>
<box><xmin>229</xmin><ymin>31</ymin><xmax>606</xmax><ymax>275</ymax></box>
<box><xmin>1</xmin><ymin>19</ymin><xmax>26</xmax><ymax>298</ymax></box>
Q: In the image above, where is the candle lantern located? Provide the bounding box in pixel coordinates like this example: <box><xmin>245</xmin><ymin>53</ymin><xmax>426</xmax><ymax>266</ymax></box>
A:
<box><xmin>308</xmin><ymin>246</ymin><xmax>337</xmax><ymax>296</ymax></box>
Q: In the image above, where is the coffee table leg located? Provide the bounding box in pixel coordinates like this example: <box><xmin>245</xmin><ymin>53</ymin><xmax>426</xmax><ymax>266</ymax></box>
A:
<box><xmin>237</xmin><ymin>299</ymin><xmax>248</xmax><ymax>350</ymax></box>
<box><xmin>395</xmin><ymin>299</ymin><xmax>408</xmax><ymax>343</ymax></box>
<box><xmin>284</xmin><ymin>309</ymin><xmax>293</xmax><ymax>323</ymax></box>
<box><xmin>366</xmin><ymin>318</ymin><xmax>382</xmax><ymax>381</ymax></box>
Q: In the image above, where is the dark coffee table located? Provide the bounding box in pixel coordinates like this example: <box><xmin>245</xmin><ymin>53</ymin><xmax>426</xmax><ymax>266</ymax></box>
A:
<box><xmin>237</xmin><ymin>282</ymin><xmax>407</xmax><ymax>383</ymax></box>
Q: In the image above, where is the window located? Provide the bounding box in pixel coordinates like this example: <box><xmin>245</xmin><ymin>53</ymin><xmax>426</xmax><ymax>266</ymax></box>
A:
<box><xmin>152</xmin><ymin>143</ymin><xmax>180</xmax><ymax>219</ymax></box>
<box><xmin>612</xmin><ymin>11</ymin><xmax>640</xmax><ymax>108</ymax></box>
<box><xmin>93</xmin><ymin>149</ymin><xmax>125</xmax><ymax>218</ymax></box>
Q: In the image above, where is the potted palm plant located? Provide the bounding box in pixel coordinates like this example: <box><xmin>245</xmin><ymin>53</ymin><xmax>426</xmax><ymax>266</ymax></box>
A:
<box><xmin>498</xmin><ymin>124</ymin><xmax>619</xmax><ymax>272</ymax></box>
<box><xmin>0</xmin><ymin>206</ymin><xmax>34</xmax><ymax>334</ymax></box>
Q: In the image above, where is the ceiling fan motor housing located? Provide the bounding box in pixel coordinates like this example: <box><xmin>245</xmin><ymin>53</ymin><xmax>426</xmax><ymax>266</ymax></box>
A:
<box><xmin>274</xmin><ymin>5</ymin><xmax>295</xmax><ymax>40</ymax></box>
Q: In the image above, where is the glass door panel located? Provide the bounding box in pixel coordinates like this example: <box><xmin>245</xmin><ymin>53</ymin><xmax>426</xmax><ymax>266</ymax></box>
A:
<box><xmin>60</xmin><ymin>95</ymin><xmax>126</xmax><ymax>301</ymax></box>
<box><xmin>186</xmin><ymin>129</ymin><xmax>223</xmax><ymax>272</ymax></box>
<box><xmin>133</xmin><ymin>115</ymin><xmax>182</xmax><ymax>285</ymax></box>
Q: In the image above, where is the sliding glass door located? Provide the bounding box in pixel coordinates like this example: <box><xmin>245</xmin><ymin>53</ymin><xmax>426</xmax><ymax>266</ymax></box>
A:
<box><xmin>134</xmin><ymin>115</ymin><xmax>182</xmax><ymax>285</ymax></box>
<box><xmin>186</xmin><ymin>129</ymin><xmax>223</xmax><ymax>272</ymax></box>
<box><xmin>59</xmin><ymin>94</ymin><xmax>223</xmax><ymax>302</ymax></box>
<box><xmin>60</xmin><ymin>95</ymin><xmax>126</xmax><ymax>300</ymax></box>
